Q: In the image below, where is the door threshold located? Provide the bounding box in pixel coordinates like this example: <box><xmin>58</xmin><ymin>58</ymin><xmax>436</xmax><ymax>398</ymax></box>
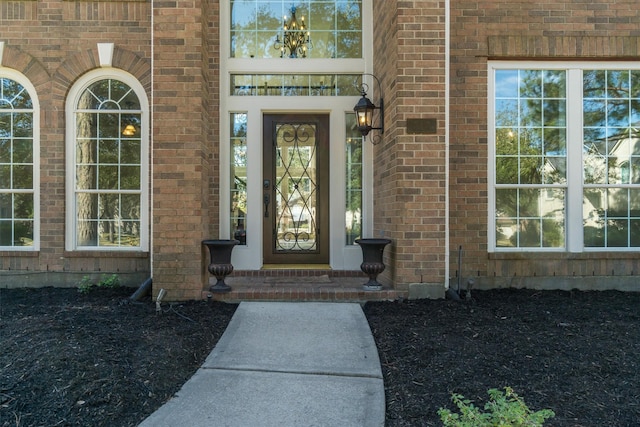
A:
<box><xmin>261</xmin><ymin>264</ymin><xmax>331</xmax><ymax>270</ymax></box>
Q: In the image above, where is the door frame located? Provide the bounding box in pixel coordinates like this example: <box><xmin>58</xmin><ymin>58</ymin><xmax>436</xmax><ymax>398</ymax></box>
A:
<box><xmin>262</xmin><ymin>113</ymin><xmax>330</xmax><ymax>264</ymax></box>
<box><xmin>219</xmin><ymin>102</ymin><xmax>373</xmax><ymax>271</ymax></box>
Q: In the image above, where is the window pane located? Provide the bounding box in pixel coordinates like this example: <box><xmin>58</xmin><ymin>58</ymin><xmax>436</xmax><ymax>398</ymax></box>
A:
<box><xmin>230</xmin><ymin>113</ymin><xmax>248</xmax><ymax>245</ymax></box>
<box><xmin>0</xmin><ymin>138</ymin><xmax>9</xmax><ymax>162</ymax></box>
<box><xmin>584</xmin><ymin>70</ymin><xmax>606</xmax><ymax>98</ymax></box>
<box><xmin>122</xmin><ymin>140</ymin><xmax>142</xmax><ymax>164</ymax></box>
<box><xmin>121</xmin><ymin>166</ymin><xmax>140</xmax><ymax>190</ymax></box>
<box><xmin>231</xmin><ymin>0</ymin><xmax>362</xmax><ymax>59</ymax></box>
<box><xmin>13</xmin><ymin>113</ymin><xmax>32</xmax><ymax>138</ymax></box>
<box><xmin>99</xmin><ymin>139</ymin><xmax>119</xmax><ymax>163</ymax></box>
<box><xmin>582</xmin><ymin>69</ymin><xmax>640</xmax><ymax>248</ymax></box>
<box><xmin>74</xmin><ymin>78</ymin><xmax>143</xmax><ymax>248</ymax></box>
<box><xmin>495</xmin><ymin>69</ymin><xmax>519</xmax><ymax>98</ymax></box>
<box><xmin>493</xmin><ymin>68</ymin><xmax>568</xmax><ymax>249</ymax></box>
<box><xmin>495</xmin><ymin>157</ymin><xmax>518</xmax><ymax>184</ymax></box>
<box><xmin>0</xmin><ymin>78</ymin><xmax>36</xmax><ymax>248</ymax></box>
<box><xmin>122</xmin><ymin>194</ymin><xmax>141</xmax><ymax>219</ymax></box>
<box><xmin>1</xmin><ymin>78</ymin><xmax>32</xmax><ymax>108</ymax></box>
<box><xmin>0</xmin><ymin>164</ymin><xmax>9</xmax><ymax>188</ymax></box>
<box><xmin>12</xmin><ymin>139</ymin><xmax>33</xmax><ymax>163</ymax></box>
<box><xmin>231</xmin><ymin>73</ymin><xmax>362</xmax><ymax>96</ymax></box>
<box><xmin>495</xmin><ymin>186</ymin><xmax>564</xmax><ymax>249</ymax></box>
<box><xmin>13</xmin><ymin>193</ymin><xmax>32</xmax><ymax>219</ymax></box>
<box><xmin>495</xmin><ymin>100</ymin><xmax>517</xmax><ymax>126</ymax></box>
<box><xmin>13</xmin><ymin>220</ymin><xmax>33</xmax><ymax>246</ymax></box>
<box><xmin>0</xmin><ymin>193</ymin><xmax>10</xmax><ymax>218</ymax></box>
<box><xmin>345</xmin><ymin>112</ymin><xmax>362</xmax><ymax>245</ymax></box>
<box><xmin>12</xmin><ymin>165</ymin><xmax>32</xmax><ymax>189</ymax></box>
<box><xmin>543</xmin><ymin>70</ymin><xmax>566</xmax><ymax>98</ymax></box>
<box><xmin>0</xmin><ymin>219</ymin><xmax>10</xmax><ymax>245</ymax></box>
<box><xmin>583</xmin><ymin>188</ymin><xmax>638</xmax><ymax>248</ymax></box>
<box><xmin>519</xmin><ymin>157</ymin><xmax>542</xmax><ymax>185</ymax></box>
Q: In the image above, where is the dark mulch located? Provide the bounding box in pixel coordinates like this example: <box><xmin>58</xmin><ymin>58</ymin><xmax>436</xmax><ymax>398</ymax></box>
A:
<box><xmin>1</xmin><ymin>287</ymin><xmax>639</xmax><ymax>426</ymax></box>
<box><xmin>365</xmin><ymin>288</ymin><xmax>640</xmax><ymax>426</ymax></box>
<box><xmin>0</xmin><ymin>287</ymin><xmax>237</xmax><ymax>427</ymax></box>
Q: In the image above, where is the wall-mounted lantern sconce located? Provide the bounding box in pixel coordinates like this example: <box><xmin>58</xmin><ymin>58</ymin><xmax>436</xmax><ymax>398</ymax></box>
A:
<box><xmin>353</xmin><ymin>74</ymin><xmax>384</xmax><ymax>144</ymax></box>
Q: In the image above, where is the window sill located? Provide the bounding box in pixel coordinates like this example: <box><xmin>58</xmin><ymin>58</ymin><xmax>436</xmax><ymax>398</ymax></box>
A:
<box><xmin>489</xmin><ymin>252</ymin><xmax>640</xmax><ymax>260</ymax></box>
<box><xmin>63</xmin><ymin>251</ymin><xmax>149</xmax><ymax>259</ymax></box>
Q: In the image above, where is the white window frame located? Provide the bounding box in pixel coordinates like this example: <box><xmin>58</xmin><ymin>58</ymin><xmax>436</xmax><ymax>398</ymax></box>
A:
<box><xmin>220</xmin><ymin>0</ymin><xmax>374</xmax><ymax>270</ymax></box>
<box><xmin>488</xmin><ymin>61</ymin><xmax>640</xmax><ymax>253</ymax></box>
<box><xmin>65</xmin><ymin>69</ymin><xmax>149</xmax><ymax>252</ymax></box>
<box><xmin>0</xmin><ymin>68</ymin><xmax>40</xmax><ymax>251</ymax></box>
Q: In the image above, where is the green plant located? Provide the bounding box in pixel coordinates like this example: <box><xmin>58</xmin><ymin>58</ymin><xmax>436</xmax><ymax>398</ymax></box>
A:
<box><xmin>77</xmin><ymin>276</ymin><xmax>94</xmax><ymax>294</ymax></box>
<box><xmin>99</xmin><ymin>274</ymin><xmax>120</xmax><ymax>288</ymax></box>
<box><xmin>438</xmin><ymin>387</ymin><xmax>555</xmax><ymax>427</ymax></box>
<box><xmin>77</xmin><ymin>274</ymin><xmax>120</xmax><ymax>293</ymax></box>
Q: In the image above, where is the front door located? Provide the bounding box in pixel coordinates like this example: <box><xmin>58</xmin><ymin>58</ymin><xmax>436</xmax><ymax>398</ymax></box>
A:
<box><xmin>263</xmin><ymin>114</ymin><xmax>329</xmax><ymax>264</ymax></box>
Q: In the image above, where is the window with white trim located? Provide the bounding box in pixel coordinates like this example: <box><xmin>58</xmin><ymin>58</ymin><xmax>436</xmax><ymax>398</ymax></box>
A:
<box><xmin>489</xmin><ymin>62</ymin><xmax>640</xmax><ymax>252</ymax></box>
<box><xmin>0</xmin><ymin>71</ymin><xmax>39</xmax><ymax>250</ymax></box>
<box><xmin>66</xmin><ymin>71</ymin><xmax>149</xmax><ymax>251</ymax></box>
<box><xmin>230</xmin><ymin>0</ymin><xmax>362</xmax><ymax>59</ymax></box>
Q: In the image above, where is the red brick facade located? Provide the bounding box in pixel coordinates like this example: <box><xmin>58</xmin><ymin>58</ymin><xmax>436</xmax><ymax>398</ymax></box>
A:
<box><xmin>449</xmin><ymin>0</ymin><xmax>640</xmax><ymax>289</ymax></box>
<box><xmin>372</xmin><ymin>1</ymin><xmax>448</xmax><ymax>293</ymax></box>
<box><xmin>1</xmin><ymin>1</ymin><xmax>151</xmax><ymax>286</ymax></box>
<box><xmin>2</xmin><ymin>0</ymin><xmax>639</xmax><ymax>298</ymax></box>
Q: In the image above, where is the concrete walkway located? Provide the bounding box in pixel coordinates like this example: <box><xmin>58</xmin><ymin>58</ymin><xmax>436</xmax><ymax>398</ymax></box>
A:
<box><xmin>139</xmin><ymin>302</ymin><xmax>385</xmax><ymax>427</ymax></box>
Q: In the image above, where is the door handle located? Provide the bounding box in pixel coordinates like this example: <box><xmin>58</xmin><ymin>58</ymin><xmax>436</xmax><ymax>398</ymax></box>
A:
<box><xmin>264</xmin><ymin>194</ymin><xmax>270</xmax><ymax>217</ymax></box>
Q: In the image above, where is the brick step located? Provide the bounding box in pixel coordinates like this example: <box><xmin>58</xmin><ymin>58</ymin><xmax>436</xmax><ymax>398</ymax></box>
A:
<box><xmin>202</xmin><ymin>270</ymin><xmax>406</xmax><ymax>302</ymax></box>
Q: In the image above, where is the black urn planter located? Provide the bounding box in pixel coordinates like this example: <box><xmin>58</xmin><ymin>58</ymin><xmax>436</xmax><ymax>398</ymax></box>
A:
<box><xmin>202</xmin><ymin>239</ymin><xmax>239</xmax><ymax>293</ymax></box>
<box><xmin>355</xmin><ymin>238</ymin><xmax>392</xmax><ymax>291</ymax></box>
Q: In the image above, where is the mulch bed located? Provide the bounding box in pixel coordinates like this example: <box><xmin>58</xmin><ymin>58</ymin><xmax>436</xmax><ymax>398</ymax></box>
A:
<box><xmin>365</xmin><ymin>288</ymin><xmax>640</xmax><ymax>426</ymax></box>
<box><xmin>1</xmin><ymin>287</ymin><xmax>639</xmax><ymax>426</ymax></box>
<box><xmin>0</xmin><ymin>287</ymin><xmax>237</xmax><ymax>427</ymax></box>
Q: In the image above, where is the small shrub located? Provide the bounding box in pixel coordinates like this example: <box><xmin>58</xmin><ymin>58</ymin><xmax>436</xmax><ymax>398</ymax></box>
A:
<box><xmin>77</xmin><ymin>274</ymin><xmax>120</xmax><ymax>293</ymax></box>
<box><xmin>438</xmin><ymin>387</ymin><xmax>555</xmax><ymax>427</ymax></box>
<box><xmin>99</xmin><ymin>274</ymin><xmax>120</xmax><ymax>288</ymax></box>
<box><xmin>77</xmin><ymin>276</ymin><xmax>94</xmax><ymax>294</ymax></box>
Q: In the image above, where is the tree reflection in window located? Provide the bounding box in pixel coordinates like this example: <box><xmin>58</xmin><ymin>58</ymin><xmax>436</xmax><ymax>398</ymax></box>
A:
<box><xmin>75</xmin><ymin>79</ymin><xmax>142</xmax><ymax>248</ymax></box>
<box><xmin>0</xmin><ymin>77</ymin><xmax>35</xmax><ymax>247</ymax></box>
<box><xmin>583</xmin><ymin>70</ymin><xmax>640</xmax><ymax>248</ymax></box>
<box><xmin>494</xmin><ymin>69</ymin><xmax>566</xmax><ymax>248</ymax></box>
<box><xmin>230</xmin><ymin>0</ymin><xmax>362</xmax><ymax>59</ymax></box>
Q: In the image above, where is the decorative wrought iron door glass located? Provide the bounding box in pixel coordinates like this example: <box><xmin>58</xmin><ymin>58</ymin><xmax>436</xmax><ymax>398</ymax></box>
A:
<box><xmin>274</xmin><ymin>122</ymin><xmax>318</xmax><ymax>251</ymax></box>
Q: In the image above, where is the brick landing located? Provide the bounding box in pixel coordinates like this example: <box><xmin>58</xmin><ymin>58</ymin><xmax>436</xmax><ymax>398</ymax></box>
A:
<box><xmin>202</xmin><ymin>269</ymin><xmax>407</xmax><ymax>302</ymax></box>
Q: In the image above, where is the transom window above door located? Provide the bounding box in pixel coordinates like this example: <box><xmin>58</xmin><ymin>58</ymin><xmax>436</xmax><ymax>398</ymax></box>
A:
<box><xmin>230</xmin><ymin>0</ymin><xmax>363</xmax><ymax>59</ymax></box>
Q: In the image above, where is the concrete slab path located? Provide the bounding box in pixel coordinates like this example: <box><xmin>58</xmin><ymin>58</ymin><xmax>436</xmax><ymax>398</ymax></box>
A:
<box><xmin>139</xmin><ymin>302</ymin><xmax>385</xmax><ymax>427</ymax></box>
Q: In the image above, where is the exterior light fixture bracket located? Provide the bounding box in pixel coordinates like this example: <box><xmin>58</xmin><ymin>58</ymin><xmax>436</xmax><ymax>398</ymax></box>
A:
<box><xmin>353</xmin><ymin>74</ymin><xmax>384</xmax><ymax>144</ymax></box>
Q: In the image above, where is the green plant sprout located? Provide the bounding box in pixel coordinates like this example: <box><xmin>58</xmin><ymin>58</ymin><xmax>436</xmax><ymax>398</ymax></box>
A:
<box><xmin>77</xmin><ymin>274</ymin><xmax>120</xmax><ymax>293</ymax></box>
<box><xmin>438</xmin><ymin>387</ymin><xmax>555</xmax><ymax>427</ymax></box>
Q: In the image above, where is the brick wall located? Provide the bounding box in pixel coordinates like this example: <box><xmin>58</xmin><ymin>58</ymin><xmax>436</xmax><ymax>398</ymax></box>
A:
<box><xmin>449</xmin><ymin>0</ymin><xmax>640</xmax><ymax>286</ymax></box>
<box><xmin>373</xmin><ymin>0</ymin><xmax>448</xmax><ymax>291</ymax></box>
<box><xmin>151</xmin><ymin>0</ymin><xmax>220</xmax><ymax>300</ymax></box>
<box><xmin>0</xmin><ymin>0</ymin><xmax>151</xmax><ymax>285</ymax></box>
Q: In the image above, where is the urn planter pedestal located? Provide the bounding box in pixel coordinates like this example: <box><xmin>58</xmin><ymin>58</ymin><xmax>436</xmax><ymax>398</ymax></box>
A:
<box><xmin>355</xmin><ymin>238</ymin><xmax>392</xmax><ymax>291</ymax></box>
<box><xmin>202</xmin><ymin>239</ymin><xmax>239</xmax><ymax>293</ymax></box>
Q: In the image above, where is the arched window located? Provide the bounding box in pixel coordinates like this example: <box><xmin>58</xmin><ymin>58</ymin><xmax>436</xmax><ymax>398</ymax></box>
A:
<box><xmin>66</xmin><ymin>70</ymin><xmax>149</xmax><ymax>251</ymax></box>
<box><xmin>0</xmin><ymin>70</ymin><xmax>39</xmax><ymax>250</ymax></box>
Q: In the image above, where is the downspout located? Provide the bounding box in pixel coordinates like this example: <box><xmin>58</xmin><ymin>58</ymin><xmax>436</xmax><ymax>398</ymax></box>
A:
<box><xmin>444</xmin><ymin>0</ymin><xmax>451</xmax><ymax>291</ymax></box>
<box><xmin>149</xmin><ymin>0</ymin><xmax>155</xmax><ymax>281</ymax></box>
